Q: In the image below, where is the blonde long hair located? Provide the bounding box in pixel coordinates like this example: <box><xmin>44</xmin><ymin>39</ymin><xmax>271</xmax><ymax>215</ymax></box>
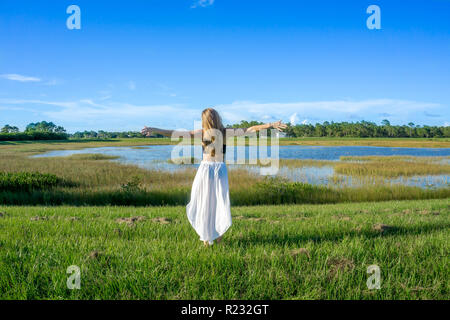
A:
<box><xmin>201</xmin><ymin>108</ymin><xmax>225</xmax><ymax>156</ymax></box>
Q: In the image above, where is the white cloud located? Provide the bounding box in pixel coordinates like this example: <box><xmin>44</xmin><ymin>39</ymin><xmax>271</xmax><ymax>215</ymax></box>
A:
<box><xmin>0</xmin><ymin>105</ymin><xmax>37</xmax><ymax>112</ymax></box>
<box><xmin>191</xmin><ymin>0</ymin><xmax>215</xmax><ymax>8</ymax></box>
<box><xmin>0</xmin><ymin>98</ymin><xmax>77</xmax><ymax>109</ymax></box>
<box><xmin>214</xmin><ymin>99</ymin><xmax>443</xmax><ymax>125</ymax></box>
<box><xmin>0</xmin><ymin>97</ymin><xmax>198</xmax><ymax>131</ymax></box>
<box><xmin>0</xmin><ymin>74</ymin><xmax>41</xmax><ymax>82</ymax></box>
<box><xmin>1</xmin><ymin>97</ymin><xmax>447</xmax><ymax>132</ymax></box>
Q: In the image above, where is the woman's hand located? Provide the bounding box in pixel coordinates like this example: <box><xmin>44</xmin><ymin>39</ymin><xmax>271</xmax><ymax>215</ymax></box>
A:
<box><xmin>141</xmin><ymin>126</ymin><xmax>154</xmax><ymax>137</ymax></box>
<box><xmin>270</xmin><ymin>120</ymin><xmax>288</xmax><ymax>131</ymax></box>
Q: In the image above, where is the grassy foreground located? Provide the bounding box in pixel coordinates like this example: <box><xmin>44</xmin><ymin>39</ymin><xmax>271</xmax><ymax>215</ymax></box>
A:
<box><xmin>0</xmin><ymin>199</ymin><xmax>448</xmax><ymax>299</ymax></box>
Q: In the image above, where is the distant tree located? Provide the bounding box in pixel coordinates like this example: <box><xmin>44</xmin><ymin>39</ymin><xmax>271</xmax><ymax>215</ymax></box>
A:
<box><xmin>381</xmin><ymin>119</ymin><xmax>391</xmax><ymax>126</ymax></box>
<box><xmin>314</xmin><ymin>123</ymin><xmax>326</xmax><ymax>137</ymax></box>
<box><xmin>1</xmin><ymin>124</ymin><xmax>19</xmax><ymax>133</ymax></box>
<box><xmin>443</xmin><ymin>126</ymin><xmax>450</xmax><ymax>138</ymax></box>
<box><xmin>55</xmin><ymin>126</ymin><xmax>67</xmax><ymax>133</ymax></box>
<box><xmin>25</xmin><ymin>121</ymin><xmax>66</xmax><ymax>133</ymax></box>
<box><xmin>228</xmin><ymin>120</ymin><xmax>264</xmax><ymax>129</ymax></box>
<box><xmin>98</xmin><ymin>130</ymin><xmax>107</xmax><ymax>139</ymax></box>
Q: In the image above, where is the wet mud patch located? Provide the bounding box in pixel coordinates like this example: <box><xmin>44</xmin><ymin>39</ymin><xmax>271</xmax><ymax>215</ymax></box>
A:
<box><xmin>327</xmin><ymin>257</ymin><xmax>355</xmax><ymax>279</ymax></box>
<box><xmin>116</xmin><ymin>216</ymin><xmax>146</xmax><ymax>226</ymax></box>
<box><xmin>151</xmin><ymin>217</ymin><xmax>172</xmax><ymax>224</ymax></box>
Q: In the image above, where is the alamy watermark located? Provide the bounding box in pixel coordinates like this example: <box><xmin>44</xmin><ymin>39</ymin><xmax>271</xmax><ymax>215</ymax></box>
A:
<box><xmin>170</xmin><ymin>126</ymin><xmax>280</xmax><ymax>175</ymax></box>
<box><xmin>67</xmin><ymin>265</ymin><xmax>81</xmax><ymax>290</ymax></box>
<box><xmin>366</xmin><ymin>264</ymin><xmax>381</xmax><ymax>290</ymax></box>
<box><xmin>65</xmin><ymin>5</ymin><xmax>380</xmax><ymax>31</ymax></box>
<box><xmin>366</xmin><ymin>5</ymin><xmax>381</xmax><ymax>30</ymax></box>
<box><xmin>66</xmin><ymin>5</ymin><xmax>81</xmax><ymax>30</ymax></box>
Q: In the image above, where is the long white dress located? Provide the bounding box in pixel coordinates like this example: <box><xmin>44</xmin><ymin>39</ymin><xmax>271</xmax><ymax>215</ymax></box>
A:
<box><xmin>186</xmin><ymin>161</ymin><xmax>232</xmax><ymax>244</ymax></box>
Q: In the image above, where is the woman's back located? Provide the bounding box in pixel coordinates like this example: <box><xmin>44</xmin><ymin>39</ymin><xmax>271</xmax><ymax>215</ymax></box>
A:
<box><xmin>202</xmin><ymin>128</ymin><xmax>226</xmax><ymax>162</ymax></box>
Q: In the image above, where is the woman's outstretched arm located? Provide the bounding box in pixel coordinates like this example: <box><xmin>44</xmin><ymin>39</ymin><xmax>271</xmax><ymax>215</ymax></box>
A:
<box><xmin>141</xmin><ymin>126</ymin><xmax>202</xmax><ymax>138</ymax></box>
<box><xmin>232</xmin><ymin>120</ymin><xmax>287</xmax><ymax>137</ymax></box>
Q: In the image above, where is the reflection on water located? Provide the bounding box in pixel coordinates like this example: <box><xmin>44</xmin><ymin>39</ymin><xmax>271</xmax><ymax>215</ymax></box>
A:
<box><xmin>32</xmin><ymin>145</ymin><xmax>450</xmax><ymax>189</ymax></box>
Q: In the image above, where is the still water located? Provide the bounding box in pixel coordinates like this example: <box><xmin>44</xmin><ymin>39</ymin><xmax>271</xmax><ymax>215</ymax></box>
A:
<box><xmin>32</xmin><ymin>145</ymin><xmax>450</xmax><ymax>189</ymax></box>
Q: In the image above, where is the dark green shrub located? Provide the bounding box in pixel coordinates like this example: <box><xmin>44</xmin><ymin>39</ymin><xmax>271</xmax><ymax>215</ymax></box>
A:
<box><xmin>0</xmin><ymin>172</ymin><xmax>69</xmax><ymax>192</ymax></box>
<box><xmin>0</xmin><ymin>132</ymin><xmax>68</xmax><ymax>141</ymax></box>
<box><xmin>120</xmin><ymin>176</ymin><xmax>143</xmax><ymax>193</ymax></box>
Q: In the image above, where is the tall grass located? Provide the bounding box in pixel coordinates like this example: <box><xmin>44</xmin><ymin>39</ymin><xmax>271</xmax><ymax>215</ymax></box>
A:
<box><xmin>335</xmin><ymin>156</ymin><xmax>450</xmax><ymax>177</ymax></box>
<box><xmin>0</xmin><ymin>172</ymin><xmax>70</xmax><ymax>192</ymax></box>
<box><xmin>340</xmin><ymin>155</ymin><xmax>450</xmax><ymax>162</ymax></box>
<box><xmin>61</xmin><ymin>154</ymin><xmax>120</xmax><ymax>161</ymax></box>
<box><xmin>281</xmin><ymin>137</ymin><xmax>450</xmax><ymax>148</ymax></box>
<box><xmin>243</xmin><ymin>158</ymin><xmax>336</xmax><ymax>168</ymax></box>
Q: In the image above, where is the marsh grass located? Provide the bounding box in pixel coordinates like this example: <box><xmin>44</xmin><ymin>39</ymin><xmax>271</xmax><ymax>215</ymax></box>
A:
<box><xmin>0</xmin><ymin>199</ymin><xmax>448</xmax><ymax>299</ymax></box>
<box><xmin>244</xmin><ymin>178</ymin><xmax>449</xmax><ymax>205</ymax></box>
<box><xmin>238</xmin><ymin>158</ymin><xmax>336</xmax><ymax>168</ymax></box>
<box><xmin>340</xmin><ymin>155</ymin><xmax>450</xmax><ymax>163</ymax></box>
<box><xmin>336</xmin><ymin>156</ymin><xmax>450</xmax><ymax>177</ymax></box>
<box><xmin>1</xmin><ymin>145</ymin><xmax>449</xmax><ymax>205</ymax></box>
<box><xmin>281</xmin><ymin>137</ymin><xmax>450</xmax><ymax>148</ymax></box>
<box><xmin>168</xmin><ymin>158</ymin><xmax>336</xmax><ymax>168</ymax></box>
<box><xmin>0</xmin><ymin>172</ymin><xmax>72</xmax><ymax>192</ymax></box>
<box><xmin>62</xmin><ymin>154</ymin><xmax>121</xmax><ymax>161</ymax></box>
<box><xmin>0</xmin><ymin>149</ymin><xmax>268</xmax><ymax>205</ymax></box>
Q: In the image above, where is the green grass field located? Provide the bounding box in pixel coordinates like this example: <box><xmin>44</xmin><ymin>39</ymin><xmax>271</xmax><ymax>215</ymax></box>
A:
<box><xmin>0</xmin><ymin>199</ymin><xmax>448</xmax><ymax>299</ymax></box>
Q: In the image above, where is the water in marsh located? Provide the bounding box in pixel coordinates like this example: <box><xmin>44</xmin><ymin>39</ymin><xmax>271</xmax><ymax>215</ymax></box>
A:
<box><xmin>32</xmin><ymin>145</ymin><xmax>450</xmax><ymax>189</ymax></box>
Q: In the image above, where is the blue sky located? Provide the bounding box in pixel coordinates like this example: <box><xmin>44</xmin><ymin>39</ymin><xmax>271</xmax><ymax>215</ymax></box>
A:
<box><xmin>0</xmin><ymin>0</ymin><xmax>449</xmax><ymax>132</ymax></box>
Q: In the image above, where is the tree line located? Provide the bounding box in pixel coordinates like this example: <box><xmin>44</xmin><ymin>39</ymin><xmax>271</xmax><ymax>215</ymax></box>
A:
<box><xmin>70</xmin><ymin>130</ymin><xmax>151</xmax><ymax>139</ymax></box>
<box><xmin>64</xmin><ymin>119</ymin><xmax>450</xmax><ymax>139</ymax></box>
<box><xmin>1</xmin><ymin>119</ymin><xmax>449</xmax><ymax>141</ymax></box>
<box><xmin>282</xmin><ymin>120</ymin><xmax>450</xmax><ymax>138</ymax></box>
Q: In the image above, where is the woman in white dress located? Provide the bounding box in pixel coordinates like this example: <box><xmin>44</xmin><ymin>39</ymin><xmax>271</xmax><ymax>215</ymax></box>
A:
<box><xmin>142</xmin><ymin>108</ymin><xmax>286</xmax><ymax>246</ymax></box>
